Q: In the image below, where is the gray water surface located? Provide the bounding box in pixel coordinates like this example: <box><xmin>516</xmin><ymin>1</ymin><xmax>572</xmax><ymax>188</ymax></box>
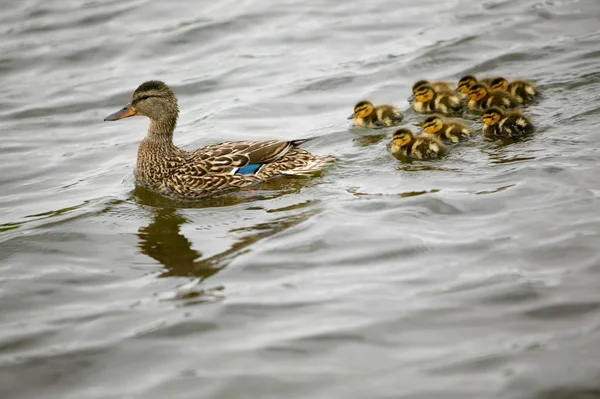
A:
<box><xmin>1</xmin><ymin>0</ymin><xmax>600</xmax><ymax>398</ymax></box>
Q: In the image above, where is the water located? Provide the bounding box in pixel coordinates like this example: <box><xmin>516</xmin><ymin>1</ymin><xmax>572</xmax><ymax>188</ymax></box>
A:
<box><xmin>1</xmin><ymin>0</ymin><xmax>600</xmax><ymax>397</ymax></box>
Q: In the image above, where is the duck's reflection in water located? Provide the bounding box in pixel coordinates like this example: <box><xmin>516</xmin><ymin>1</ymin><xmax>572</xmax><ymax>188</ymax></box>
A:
<box><xmin>133</xmin><ymin>185</ymin><xmax>319</xmax><ymax>280</ymax></box>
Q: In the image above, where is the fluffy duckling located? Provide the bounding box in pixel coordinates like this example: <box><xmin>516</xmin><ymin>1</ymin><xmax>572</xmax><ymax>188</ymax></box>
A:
<box><xmin>420</xmin><ymin>115</ymin><xmax>471</xmax><ymax>144</ymax></box>
<box><xmin>467</xmin><ymin>83</ymin><xmax>519</xmax><ymax>113</ymax></box>
<box><xmin>348</xmin><ymin>100</ymin><xmax>403</xmax><ymax>129</ymax></box>
<box><xmin>489</xmin><ymin>77</ymin><xmax>538</xmax><ymax>105</ymax></box>
<box><xmin>411</xmin><ymin>79</ymin><xmax>455</xmax><ymax>95</ymax></box>
<box><xmin>391</xmin><ymin>128</ymin><xmax>446</xmax><ymax>160</ymax></box>
<box><xmin>482</xmin><ymin>107</ymin><xmax>534</xmax><ymax>138</ymax></box>
<box><xmin>409</xmin><ymin>83</ymin><xmax>463</xmax><ymax>115</ymax></box>
<box><xmin>456</xmin><ymin>75</ymin><xmax>494</xmax><ymax>97</ymax></box>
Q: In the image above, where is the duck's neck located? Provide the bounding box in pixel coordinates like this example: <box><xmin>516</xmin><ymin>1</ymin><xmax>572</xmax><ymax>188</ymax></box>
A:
<box><xmin>136</xmin><ymin>116</ymin><xmax>182</xmax><ymax>185</ymax></box>
<box><xmin>146</xmin><ymin>117</ymin><xmax>177</xmax><ymax>144</ymax></box>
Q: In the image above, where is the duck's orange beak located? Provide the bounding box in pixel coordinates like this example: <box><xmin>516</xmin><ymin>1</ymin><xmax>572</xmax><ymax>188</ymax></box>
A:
<box><xmin>104</xmin><ymin>103</ymin><xmax>138</xmax><ymax>121</ymax></box>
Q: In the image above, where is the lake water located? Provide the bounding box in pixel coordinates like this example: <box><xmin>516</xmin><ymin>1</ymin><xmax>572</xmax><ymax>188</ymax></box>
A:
<box><xmin>1</xmin><ymin>0</ymin><xmax>600</xmax><ymax>398</ymax></box>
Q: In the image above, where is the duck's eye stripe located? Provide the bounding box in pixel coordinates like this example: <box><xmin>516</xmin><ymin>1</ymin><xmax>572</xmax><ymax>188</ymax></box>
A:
<box><xmin>134</xmin><ymin>95</ymin><xmax>158</xmax><ymax>104</ymax></box>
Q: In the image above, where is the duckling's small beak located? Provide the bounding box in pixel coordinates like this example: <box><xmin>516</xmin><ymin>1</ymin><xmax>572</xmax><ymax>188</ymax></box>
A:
<box><xmin>407</xmin><ymin>94</ymin><xmax>415</xmax><ymax>102</ymax></box>
<box><xmin>347</xmin><ymin>113</ymin><xmax>356</xmax><ymax>120</ymax></box>
<box><xmin>455</xmin><ymin>87</ymin><xmax>462</xmax><ymax>93</ymax></box>
<box><xmin>417</xmin><ymin>128</ymin><xmax>424</xmax><ymax>134</ymax></box>
<box><xmin>104</xmin><ymin>103</ymin><xmax>138</xmax><ymax>121</ymax></box>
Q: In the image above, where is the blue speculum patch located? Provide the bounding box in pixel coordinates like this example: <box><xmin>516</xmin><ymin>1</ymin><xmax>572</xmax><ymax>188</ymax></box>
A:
<box><xmin>236</xmin><ymin>164</ymin><xmax>263</xmax><ymax>175</ymax></box>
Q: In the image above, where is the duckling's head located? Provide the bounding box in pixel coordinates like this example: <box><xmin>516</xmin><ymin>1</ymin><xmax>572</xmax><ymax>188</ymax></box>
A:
<box><xmin>457</xmin><ymin>75</ymin><xmax>478</xmax><ymax>95</ymax></box>
<box><xmin>348</xmin><ymin>100</ymin><xmax>374</xmax><ymax>120</ymax></box>
<box><xmin>392</xmin><ymin>128</ymin><xmax>414</xmax><ymax>148</ymax></box>
<box><xmin>482</xmin><ymin>107</ymin><xmax>504</xmax><ymax>126</ymax></box>
<box><xmin>421</xmin><ymin>115</ymin><xmax>444</xmax><ymax>134</ymax></box>
<box><xmin>468</xmin><ymin>83</ymin><xmax>489</xmax><ymax>101</ymax></box>
<box><xmin>412</xmin><ymin>80</ymin><xmax>431</xmax><ymax>92</ymax></box>
<box><xmin>410</xmin><ymin>83</ymin><xmax>435</xmax><ymax>103</ymax></box>
<box><xmin>104</xmin><ymin>80</ymin><xmax>179</xmax><ymax>123</ymax></box>
<box><xmin>490</xmin><ymin>77</ymin><xmax>509</xmax><ymax>91</ymax></box>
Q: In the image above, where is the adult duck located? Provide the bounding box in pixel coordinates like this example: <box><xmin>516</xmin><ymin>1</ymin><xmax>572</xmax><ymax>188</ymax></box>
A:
<box><xmin>104</xmin><ymin>81</ymin><xmax>335</xmax><ymax>199</ymax></box>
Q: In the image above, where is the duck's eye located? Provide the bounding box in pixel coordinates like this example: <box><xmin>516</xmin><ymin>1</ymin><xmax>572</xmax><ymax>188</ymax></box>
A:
<box><xmin>141</xmin><ymin>95</ymin><xmax>150</xmax><ymax>100</ymax></box>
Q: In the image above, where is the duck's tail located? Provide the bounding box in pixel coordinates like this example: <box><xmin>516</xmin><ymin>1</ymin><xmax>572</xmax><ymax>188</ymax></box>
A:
<box><xmin>256</xmin><ymin>147</ymin><xmax>335</xmax><ymax>179</ymax></box>
<box><xmin>290</xmin><ymin>137</ymin><xmax>319</xmax><ymax>147</ymax></box>
<box><xmin>279</xmin><ymin>154</ymin><xmax>336</xmax><ymax>176</ymax></box>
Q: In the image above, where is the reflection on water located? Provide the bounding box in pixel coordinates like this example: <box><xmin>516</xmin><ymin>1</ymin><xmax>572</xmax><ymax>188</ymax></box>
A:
<box><xmin>135</xmin><ymin>190</ymin><xmax>320</xmax><ymax>279</ymax></box>
<box><xmin>137</xmin><ymin>208</ymin><xmax>214</xmax><ymax>279</ymax></box>
<box><xmin>130</xmin><ymin>175</ymin><xmax>321</xmax><ymax>209</ymax></box>
<box><xmin>351</xmin><ymin>132</ymin><xmax>389</xmax><ymax>147</ymax></box>
<box><xmin>484</xmin><ymin>143</ymin><xmax>538</xmax><ymax>164</ymax></box>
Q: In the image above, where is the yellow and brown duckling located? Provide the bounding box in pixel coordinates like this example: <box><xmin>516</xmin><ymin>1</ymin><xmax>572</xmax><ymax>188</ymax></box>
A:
<box><xmin>456</xmin><ymin>75</ymin><xmax>494</xmax><ymax>97</ymax></box>
<box><xmin>467</xmin><ymin>83</ymin><xmax>519</xmax><ymax>113</ymax></box>
<box><xmin>411</xmin><ymin>80</ymin><xmax>455</xmax><ymax>96</ymax></box>
<box><xmin>348</xmin><ymin>100</ymin><xmax>403</xmax><ymax>129</ymax></box>
<box><xmin>409</xmin><ymin>82</ymin><xmax>463</xmax><ymax>115</ymax></box>
<box><xmin>391</xmin><ymin>128</ymin><xmax>446</xmax><ymax>160</ymax></box>
<box><xmin>481</xmin><ymin>107</ymin><xmax>534</xmax><ymax>139</ymax></box>
<box><xmin>489</xmin><ymin>77</ymin><xmax>538</xmax><ymax>105</ymax></box>
<box><xmin>420</xmin><ymin>115</ymin><xmax>471</xmax><ymax>144</ymax></box>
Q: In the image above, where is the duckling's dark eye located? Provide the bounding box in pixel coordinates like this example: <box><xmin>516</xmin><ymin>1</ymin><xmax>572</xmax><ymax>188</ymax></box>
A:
<box><xmin>141</xmin><ymin>95</ymin><xmax>150</xmax><ymax>100</ymax></box>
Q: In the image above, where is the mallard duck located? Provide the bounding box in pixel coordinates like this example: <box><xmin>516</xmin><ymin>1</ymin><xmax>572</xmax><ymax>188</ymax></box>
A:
<box><xmin>467</xmin><ymin>83</ymin><xmax>519</xmax><ymax>113</ymax></box>
<box><xmin>347</xmin><ymin>100</ymin><xmax>403</xmax><ymax>129</ymax></box>
<box><xmin>489</xmin><ymin>77</ymin><xmax>538</xmax><ymax>105</ymax></box>
<box><xmin>411</xmin><ymin>79</ymin><xmax>455</xmax><ymax>96</ymax></box>
<box><xmin>481</xmin><ymin>107</ymin><xmax>534</xmax><ymax>138</ymax></box>
<box><xmin>409</xmin><ymin>83</ymin><xmax>462</xmax><ymax>115</ymax></box>
<box><xmin>420</xmin><ymin>115</ymin><xmax>471</xmax><ymax>144</ymax></box>
<box><xmin>104</xmin><ymin>80</ymin><xmax>335</xmax><ymax>199</ymax></box>
<box><xmin>391</xmin><ymin>128</ymin><xmax>446</xmax><ymax>159</ymax></box>
<box><xmin>456</xmin><ymin>75</ymin><xmax>494</xmax><ymax>97</ymax></box>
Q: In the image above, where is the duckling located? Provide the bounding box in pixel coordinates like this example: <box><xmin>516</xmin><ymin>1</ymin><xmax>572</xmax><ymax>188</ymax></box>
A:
<box><xmin>420</xmin><ymin>115</ymin><xmax>471</xmax><ymax>144</ymax></box>
<box><xmin>481</xmin><ymin>107</ymin><xmax>534</xmax><ymax>138</ymax></box>
<box><xmin>391</xmin><ymin>128</ymin><xmax>446</xmax><ymax>160</ymax></box>
<box><xmin>467</xmin><ymin>83</ymin><xmax>519</xmax><ymax>113</ymax></box>
<box><xmin>489</xmin><ymin>77</ymin><xmax>538</xmax><ymax>105</ymax></box>
<box><xmin>456</xmin><ymin>75</ymin><xmax>494</xmax><ymax>97</ymax></box>
<box><xmin>348</xmin><ymin>100</ymin><xmax>403</xmax><ymax>129</ymax></box>
<box><xmin>409</xmin><ymin>83</ymin><xmax>463</xmax><ymax>115</ymax></box>
<box><xmin>411</xmin><ymin>79</ymin><xmax>455</xmax><ymax>96</ymax></box>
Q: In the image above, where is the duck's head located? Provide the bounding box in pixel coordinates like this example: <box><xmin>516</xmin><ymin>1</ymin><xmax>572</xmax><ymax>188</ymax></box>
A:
<box><xmin>457</xmin><ymin>75</ymin><xmax>478</xmax><ymax>95</ymax></box>
<box><xmin>489</xmin><ymin>77</ymin><xmax>509</xmax><ymax>91</ymax></box>
<box><xmin>420</xmin><ymin>115</ymin><xmax>443</xmax><ymax>134</ymax></box>
<box><xmin>348</xmin><ymin>100</ymin><xmax>374</xmax><ymax>120</ymax></box>
<box><xmin>468</xmin><ymin>83</ymin><xmax>488</xmax><ymax>102</ymax></box>
<box><xmin>392</xmin><ymin>128</ymin><xmax>414</xmax><ymax>148</ymax></box>
<box><xmin>407</xmin><ymin>80</ymin><xmax>431</xmax><ymax>102</ymax></box>
<box><xmin>104</xmin><ymin>80</ymin><xmax>179</xmax><ymax>123</ymax></box>
<box><xmin>412</xmin><ymin>80</ymin><xmax>431</xmax><ymax>91</ymax></box>
<box><xmin>409</xmin><ymin>83</ymin><xmax>435</xmax><ymax>103</ymax></box>
<box><xmin>482</xmin><ymin>107</ymin><xmax>503</xmax><ymax>126</ymax></box>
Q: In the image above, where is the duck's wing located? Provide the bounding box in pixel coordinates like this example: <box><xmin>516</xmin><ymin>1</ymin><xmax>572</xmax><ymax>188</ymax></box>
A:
<box><xmin>186</xmin><ymin>138</ymin><xmax>317</xmax><ymax>175</ymax></box>
<box><xmin>162</xmin><ymin>173</ymin><xmax>261</xmax><ymax>199</ymax></box>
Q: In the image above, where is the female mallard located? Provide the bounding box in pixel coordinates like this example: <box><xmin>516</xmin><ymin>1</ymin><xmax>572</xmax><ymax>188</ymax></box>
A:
<box><xmin>104</xmin><ymin>80</ymin><xmax>335</xmax><ymax>199</ymax></box>
<box><xmin>348</xmin><ymin>100</ymin><xmax>403</xmax><ymax>129</ymax></box>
